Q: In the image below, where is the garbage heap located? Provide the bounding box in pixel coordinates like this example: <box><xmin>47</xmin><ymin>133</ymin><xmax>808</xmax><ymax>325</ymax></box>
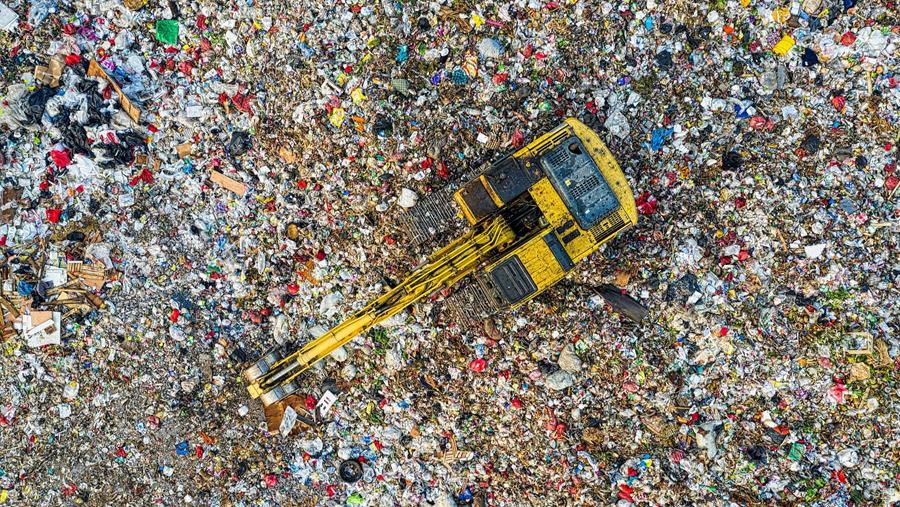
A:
<box><xmin>0</xmin><ymin>0</ymin><xmax>898</xmax><ymax>505</ymax></box>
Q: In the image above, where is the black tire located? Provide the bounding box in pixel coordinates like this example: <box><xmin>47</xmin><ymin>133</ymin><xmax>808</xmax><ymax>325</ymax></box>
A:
<box><xmin>339</xmin><ymin>459</ymin><xmax>363</xmax><ymax>483</ymax></box>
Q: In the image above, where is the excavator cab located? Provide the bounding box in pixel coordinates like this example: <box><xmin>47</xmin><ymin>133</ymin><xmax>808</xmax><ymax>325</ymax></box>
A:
<box><xmin>443</xmin><ymin>118</ymin><xmax>637</xmax><ymax>325</ymax></box>
<box><xmin>244</xmin><ymin>118</ymin><xmax>637</xmax><ymax>433</ymax></box>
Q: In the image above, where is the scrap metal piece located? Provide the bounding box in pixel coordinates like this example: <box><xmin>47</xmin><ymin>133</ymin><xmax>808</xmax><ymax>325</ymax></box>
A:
<box><xmin>596</xmin><ymin>284</ymin><xmax>649</xmax><ymax>323</ymax></box>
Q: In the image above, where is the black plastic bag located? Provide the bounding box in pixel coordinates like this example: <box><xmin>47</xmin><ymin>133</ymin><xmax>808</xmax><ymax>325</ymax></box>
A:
<box><xmin>62</xmin><ymin>122</ymin><xmax>92</xmax><ymax>155</ymax></box>
<box><xmin>23</xmin><ymin>86</ymin><xmax>57</xmax><ymax>124</ymax></box>
<box><xmin>117</xmin><ymin>130</ymin><xmax>146</xmax><ymax>149</ymax></box>
<box><xmin>96</xmin><ymin>130</ymin><xmax>147</xmax><ymax>167</ymax></box>
<box><xmin>228</xmin><ymin>131</ymin><xmax>253</xmax><ymax>156</ymax></box>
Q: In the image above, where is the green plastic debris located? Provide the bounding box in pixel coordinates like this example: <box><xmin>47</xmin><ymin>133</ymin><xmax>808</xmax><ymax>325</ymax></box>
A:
<box><xmin>156</xmin><ymin>20</ymin><xmax>179</xmax><ymax>45</ymax></box>
<box><xmin>788</xmin><ymin>442</ymin><xmax>805</xmax><ymax>461</ymax></box>
<box><xmin>347</xmin><ymin>492</ymin><xmax>364</xmax><ymax>505</ymax></box>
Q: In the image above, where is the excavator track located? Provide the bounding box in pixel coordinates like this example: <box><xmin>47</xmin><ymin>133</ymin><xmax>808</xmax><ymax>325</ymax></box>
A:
<box><xmin>442</xmin><ymin>277</ymin><xmax>500</xmax><ymax>328</ymax></box>
<box><xmin>399</xmin><ymin>186</ymin><xmax>462</xmax><ymax>246</ymax></box>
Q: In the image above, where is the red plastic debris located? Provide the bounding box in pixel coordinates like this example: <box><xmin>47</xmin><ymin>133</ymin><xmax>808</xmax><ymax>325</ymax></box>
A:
<box><xmin>510</xmin><ymin>129</ymin><xmax>525</xmax><ymax>148</ymax></box>
<box><xmin>46</xmin><ymin>208</ymin><xmax>62</xmax><ymax>223</ymax></box>
<box><xmin>831</xmin><ymin>96</ymin><xmax>846</xmax><ymax>112</ymax></box>
<box><xmin>436</xmin><ymin>160</ymin><xmax>450</xmax><ymax>179</ymax></box>
<box><xmin>232</xmin><ymin>93</ymin><xmax>253</xmax><ymax>114</ymax></box>
<box><xmin>468</xmin><ymin>358</ymin><xmax>487</xmax><ymax>372</ymax></box>
<box><xmin>129</xmin><ymin>168</ymin><xmax>154</xmax><ymax>186</ymax></box>
<box><xmin>618</xmin><ymin>484</ymin><xmax>635</xmax><ymax>503</ymax></box>
<box><xmin>50</xmin><ymin>149</ymin><xmax>71</xmax><ymax>168</ymax></box>
<box><xmin>840</xmin><ymin>31</ymin><xmax>857</xmax><ymax>45</ymax></box>
<box><xmin>635</xmin><ymin>191</ymin><xmax>658</xmax><ymax>214</ymax></box>
<box><xmin>748</xmin><ymin>116</ymin><xmax>768</xmax><ymax>130</ymax></box>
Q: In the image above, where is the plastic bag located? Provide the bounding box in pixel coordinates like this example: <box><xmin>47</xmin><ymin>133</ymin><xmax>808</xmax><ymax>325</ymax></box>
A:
<box><xmin>228</xmin><ymin>131</ymin><xmax>253</xmax><ymax>156</ymax></box>
<box><xmin>23</xmin><ymin>86</ymin><xmax>57</xmax><ymax>124</ymax></box>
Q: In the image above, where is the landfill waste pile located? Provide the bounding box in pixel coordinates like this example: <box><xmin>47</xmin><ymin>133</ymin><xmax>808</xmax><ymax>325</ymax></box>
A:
<box><xmin>1</xmin><ymin>0</ymin><xmax>899</xmax><ymax>505</ymax></box>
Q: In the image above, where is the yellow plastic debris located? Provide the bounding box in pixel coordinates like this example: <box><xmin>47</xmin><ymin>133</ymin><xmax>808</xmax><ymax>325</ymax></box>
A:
<box><xmin>329</xmin><ymin>107</ymin><xmax>346</xmax><ymax>128</ymax></box>
<box><xmin>773</xmin><ymin>35</ymin><xmax>795</xmax><ymax>56</ymax></box>
<box><xmin>471</xmin><ymin>13</ymin><xmax>484</xmax><ymax>29</ymax></box>
<box><xmin>741</xmin><ymin>0</ymin><xmax>751</xmax><ymax>6</ymax></box>
<box><xmin>351</xmin><ymin>88</ymin><xmax>366</xmax><ymax>105</ymax></box>
<box><xmin>772</xmin><ymin>7</ymin><xmax>790</xmax><ymax>23</ymax></box>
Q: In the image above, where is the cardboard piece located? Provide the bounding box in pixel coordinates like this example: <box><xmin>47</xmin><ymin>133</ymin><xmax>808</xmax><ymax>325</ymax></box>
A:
<box><xmin>87</xmin><ymin>60</ymin><xmax>140</xmax><ymax>123</ymax></box>
<box><xmin>279</xmin><ymin>147</ymin><xmax>296</xmax><ymax>164</ymax></box>
<box><xmin>16</xmin><ymin>311</ymin><xmax>62</xmax><ymax>347</ymax></box>
<box><xmin>440</xmin><ymin>435</ymin><xmax>474</xmax><ymax>465</ymax></box>
<box><xmin>0</xmin><ymin>291</ymin><xmax>26</xmax><ymax>339</ymax></box>
<box><xmin>176</xmin><ymin>143</ymin><xmax>193</xmax><ymax>159</ymax></box>
<box><xmin>210</xmin><ymin>171</ymin><xmax>247</xmax><ymax>196</ymax></box>
<box><xmin>35</xmin><ymin>55</ymin><xmax>66</xmax><ymax>87</ymax></box>
<box><xmin>1</xmin><ymin>186</ymin><xmax>23</xmax><ymax>221</ymax></box>
<box><xmin>66</xmin><ymin>261</ymin><xmax>107</xmax><ymax>290</ymax></box>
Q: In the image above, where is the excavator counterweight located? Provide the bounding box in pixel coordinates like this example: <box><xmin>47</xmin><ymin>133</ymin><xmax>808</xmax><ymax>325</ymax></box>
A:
<box><xmin>244</xmin><ymin>118</ymin><xmax>638</xmax><ymax>423</ymax></box>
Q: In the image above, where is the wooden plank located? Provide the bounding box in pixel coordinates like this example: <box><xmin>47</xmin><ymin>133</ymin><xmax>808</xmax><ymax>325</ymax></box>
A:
<box><xmin>87</xmin><ymin>59</ymin><xmax>140</xmax><ymax>123</ymax></box>
<box><xmin>209</xmin><ymin>171</ymin><xmax>247</xmax><ymax>196</ymax></box>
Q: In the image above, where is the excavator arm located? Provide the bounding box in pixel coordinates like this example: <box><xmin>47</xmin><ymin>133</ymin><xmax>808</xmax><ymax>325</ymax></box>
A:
<box><xmin>244</xmin><ymin>214</ymin><xmax>517</xmax><ymax>406</ymax></box>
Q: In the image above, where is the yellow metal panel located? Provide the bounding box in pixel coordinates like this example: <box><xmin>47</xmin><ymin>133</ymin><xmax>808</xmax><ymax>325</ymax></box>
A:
<box><xmin>528</xmin><ymin>178</ymin><xmax>572</xmax><ymax>228</ymax></box>
<box><xmin>479</xmin><ymin>175</ymin><xmax>505</xmax><ymax>207</ymax></box>
<box><xmin>515</xmin><ymin>235</ymin><xmax>566</xmax><ymax>291</ymax></box>
<box><xmin>564</xmin><ymin>228</ymin><xmax>596</xmax><ymax>262</ymax></box>
<box><xmin>453</xmin><ymin>190</ymin><xmax>479</xmax><ymax>225</ymax></box>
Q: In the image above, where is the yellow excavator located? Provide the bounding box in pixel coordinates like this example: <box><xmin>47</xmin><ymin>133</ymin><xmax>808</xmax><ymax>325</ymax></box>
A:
<box><xmin>244</xmin><ymin>118</ymin><xmax>640</xmax><ymax>430</ymax></box>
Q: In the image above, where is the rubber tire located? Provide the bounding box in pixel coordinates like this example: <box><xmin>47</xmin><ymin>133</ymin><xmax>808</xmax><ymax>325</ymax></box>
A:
<box><xmin>339</xmin><ymin>459</ymin><xmax>363</xmax><ymax>483</ymax></box>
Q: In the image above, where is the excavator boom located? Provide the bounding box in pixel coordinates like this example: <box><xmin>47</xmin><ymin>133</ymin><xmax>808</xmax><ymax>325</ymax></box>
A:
<box><xmin>244</xmin><ymin>214</ymin><xmax>517</xmax><ymax>404</ymax></box>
